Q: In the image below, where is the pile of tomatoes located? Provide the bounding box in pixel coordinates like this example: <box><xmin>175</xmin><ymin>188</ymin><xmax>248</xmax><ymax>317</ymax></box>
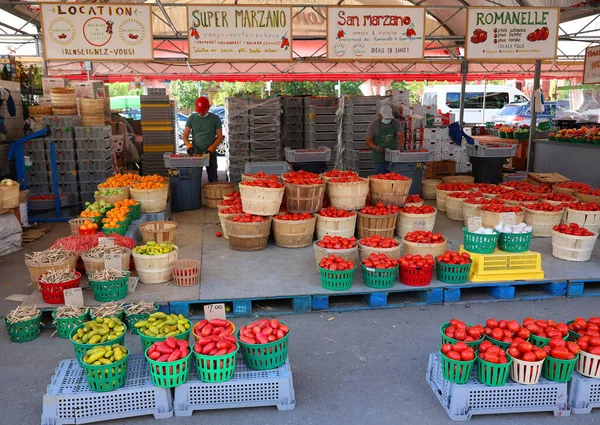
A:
<box><xmin>541</xmin><ymin>339</ymin><xmax>582</xmax><ymax>360</ymax></box>
<box><xmin>318</xmin><ymin>206</ymin><xmax>355</xmax><ymax>218</ymax></box>
<box><xmin>478</xmin><ymin>340</ymin><xmax>509</xmax><ymax>364</ymax></box>
<box><xmin>245</xmin><ymin>172</ymin><xmax>279</xmax><ymax>180</ymax></box>
<box><xmin>576</xmin><ymin>335</ymin><xmax>600</xmax><ymax>355</ymax></box>
<box><xmin>224</xmin><ymin>191</ymin><xmax>241</xmax><ymax>199</ymax></box>
<box><xmin>539</xmin><ymin>193</ymin><xmax>577</xmax><ymax>203</ymax></box>
<box><xmin>319</xmin><ymin>254</ymin><xmax>355</xmax><ymax>271</ymax></box>
<box><xmin>400</xmin><ymin>205</ymin><xmax>436</xmax><ymax>214</ymax></box>
<box><xmin>241</xmin><ymin>179</ymin><xmax>284</xmax><ymax>189</ymax></box>
<box><xmin>316</xmin><ymin>235</ymin><xmax>357</xmax><ymax>249</ymax></box>
<box><xmin>577</xmin><ymin>187</ymin><xmax>600</xmax><ymax>196</ymax></box>
<box><xmin>447</xmin><ymin>191</ymin><xmax>473</xmax><ymax>199</ymax></box>
<box><xmin>478</xmin><ymin>184</ymin><xmax>512</xmax><ymax>195</ymax></box>
<box><xmin>194</xmin><ymin>334</ymin><xmax>237</xmax><ymax>357</ymax></box>
<box><xmin>441</xmin><ymin>342</ymin><xmax>476</xmax><ymax>362</ymax></box>
<box><xmin>329</xmin><ymin>175</ymin><xmax>363</xmax><ymax>183</ymax></box>
<box><xmin>283</xmin><ymin>170</ymin><xmax>323</xmax><ymax>185</ymax></box>
<box><xmin>554</xmin><ymin>182</ymin><xmax>592</xmax><ymax>192</ymax></box>
<box><xmin>485</xmin><ymin>318</ymin><xmax>530</xmax><ymax>344</ymax></box>
<box><xmin>553</xmin><ymin>223</ymin><xmax>595</xmax><ymax>236</ymax></box>
<box><xmin>525</xmin><ymin>202</ymin><xmax>564</xmax><ymax>212</ymax></box>
<box><xmin>444</xmin><ymin>319</ymin><xmax>484</xmax><ymax>342</ymax></box>
<box><xmin>360</xmin><ymin>203</ymin><xmax>400</xmax><ymax>215</ymax></box>
<box><xmin>480</xmin><ymin>204</ymin><xmax>523</xmax><ymax>214</ymax></box>
<box><xmin>522</xmin><ymin>318</ymin><xmax>568</xmax><ymax>339</ymax></box>
<box><xmin>497</xmin><ymin>191</ymin><xmax>539</xmax><ymax>202</ymax></box>
<box><xmin>230</xmin><ymin>214</ymin><xmax>267</xmax><ymax>223</ymax></box>
<box><xmin>464</xmin><ymin>197</ymin><xmax>505</xmax><ymax>206</ymax></box>
<box><xmin>323</xmin><ymin>170</ymin><xmax>358</xmax><ymax>179</ymax></box>
<box><xmin>568</xmin><ymin>317</ymin><xmax>600</xmax><ymax>338</ymax></box>
<box><xmin>370</xmin><ymin>172</ymin><xmax>409</xmax><ymax>181</ymax></box>
<box><xmin>564</xmin><ymin>202</ymin><xmax>600</xmax><ymax>211</ymax></box>
<box><xmin>221</xmin><ymin>205</ymin><xmax>243</xmax><ymax>214</ymax></box>
<box><xmin>239</xmin><ymin>318</ymin><xmax>289</xmax><ymax>345</ymax></box>
<box><xmin>506</xmin><ymin>341</ymin><xmax>547</xmax><ymax>362</ymax></box>
<box><xmin>406</xmin><ymin>194</ymin><xmax>422</xmax><ymax>204</ymax></box>
<box><xmin>518</xmin><ymin>183</ymin><xmax>551</xmax><ymax>194</ymax></box>
<box><xmin>361</xmin><ymin>253</ymin><xmax>398</xmax><ymax>269</ymax></box>
<box><xmin>404</xmin><ymin>230</ymin><xmax>445</xmax><ymax>244</ymax></box>
<box><xmin>398</xmin><ymin>253</ymin><xmax>435</xmax><ymax>269</ymax></box>
<box><xmin>437</xmin><ymin>183</ymin><xmax>474</xmax><ymax>192</ymax></box>
<box><xmin>359</xmin><ymin>236</ymin><xmax>398</xmax><ymax>248</ymax></box>
<box><xmin>275</xmin><ymin>212</ymin><xmax>313</xmax><ymax>221</ymax></box>
<box><xmin>436</xmin><ymin>251</ymin><xmax>471</xmax><ymax>265</ymax></box>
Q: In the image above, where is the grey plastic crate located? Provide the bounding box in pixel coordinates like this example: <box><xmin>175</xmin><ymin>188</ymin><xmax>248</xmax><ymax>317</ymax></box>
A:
<box><xmin>146</xmin><ymin>87</ymin><xmax>167</xmax><ymax>95</ymax></box>
<box><xmin>44</xmin><ymin>116</ymin><xmax>81</xmax><ymax>128</ymax></box>
<box><xmin>57</xmin><ymin>182</ymin><xmax>79</xmax><ymax>194</ymax></box>
<box><xmin>244</xmin><ymin>160</ymin><xmax>289</xmax><ymax>175</ymax></box>
<box><xmin>54</xmin><ymin>149</ymin><xmax>77</xmax><ymax>161</ymax></box>
<box><xmin>77</xmin><ymin>158</ymin><xmax>114</xmax><ymax>172</ymax></box>
<box><xmin>174</xmin><ymin>357</ymin><xmax>295</xmax><ymax>416</ymax></box>
<box><xmin>285</xmin><ymin>146</ymin><xmax>332</xmax><ymax>162</ymax></box>
<box><xmin>79</xmin><ymin>182</ymin><xmax>98</xmax><ymax>193</ymax></box>
<box><xmin>304</xmin><ymin>97</ymin><xmax>337</xmax><ymax>107</ymax></box>
<box><xmin>75</xmin><ymin>138</ymin><xmax>111</xmax><ymax>150</ymax></box>
<box><xmin>568</xmin><ymin>371</ymin><xmax>600</xmax><ymax>414</ymax></box>
<box><xmin>46</xmin><ymin>138</ymin><xmax>75</xmax><ymax>152</ymax></box>
<box><xmin>50</xmin><ymin>127</ymin><xmax>74</xmax><ymax>139</ymax></box>
<box><xmin>42</xmin><ymin>355</ymin><xmax>173</xmax><ymax>425</ymax></box>
<box><xmin>74</xmin><ymin>126</ymin><xmax>111</xmax><ymax>139</ymax></box>
<box><xmin>345</xmin><ymin>149</ymin><xmax>372</xmax><ymax>161</ymax></box>
<box><xmin>427</xmin><ymin>352</ymin><xmax>570</xmax><ymax>421</ymax></box>
<box><xmin>305</xmin><ymin>130</ymin><xmax>337</xmax><ymax>142</ymax></box>
<box><xmin>250</xmin><ymin>124</ymin><xmax>281</xmax><ymax>134</ymax></box>
<box><xmin>163</xmin><ymin>152</ymin><xmax>209</xmax><ymax>168</ymax></box>
<box><xmin>26</xmin><ymin>150</ymin><xmax>47</xmax><ymax>162</ymax></box>
<box><xmin>28</xmin><ymin>160</ymin><xmax>48</xmax><ymax>173</ymax></box>
<box><xmin>466</xmin><ymin>143</ymin><xmax>517</xmax><ymax>158</ymax></box>
<box><xmin>342</xmin><ymin>130</ymin><xmax>367</xmax><ymax>142</ymax></box>
<box><xmin>306</xmin><ymin>105</ymin><xmax>338</xmax><ymax>116</ymax></box>
<box><xmin>307</xmin><ymin>114</ymin><xmax>338</xmax><ymax>125</ymax></box>
<box><xmin>79</xmin><ymin>191</ymin><xmax>95</xmax><ymax>204</ymax></box>
<box><xmin>23</xmin><ymin>139</ymin><xmax>45</xmax><ymax>151</ymax></box>
<box><xmin>343</xmin><ymin>112</ymin><xmax>376</xmax><ymax>124</ymax></box>
<box><xmin>344</xmin><ymin>105</ymin><xmax>378</xmax><ymax>116</ymax></box>
<box><xmin>344</xmin><ymin>157</ymin><xmax>372</xmax><ymax>170</ymax></box>
<box><xmin>77</xmin><ymin>147</ymin><xmax>112</xmax><ymax>161</ymax></box>
<box><xmin>26</xmin><ymin>171</ymin><xmax>49</xmax><ymax>184</ymax></box>
<box><xmin>53</xmin><ymin>160</ymin><xmax>77</xmax><ymax>173</ymax></box>
<box><xmin>29</xmin><ymin>193</ymin><xmax>77</xmax><ymax>210</ymax></box>
<box><xmin>305</xmin><ymin>122</ymin><xmax>337</xmax><ymax>133</ymax></box>
<box><xmin>28</xmin><ymin>183</ymin><xmax>52</xmax><ymax>194</ymax></box>
<box><xmin>385</xmin><ymin>150</ymin><xmax>432</xmax><ymax>163</ymax></box>
<box><xmin>54</xmin><ymin>172</ymin><xmax>79</xmax><ymax>184</ymax></box>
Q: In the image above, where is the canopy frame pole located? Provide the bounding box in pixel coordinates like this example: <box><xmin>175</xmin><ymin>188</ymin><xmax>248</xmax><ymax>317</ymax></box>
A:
<box><xmin>459</xmin><ymin>60</ymin><xmax>468</xmax><ymax>126</ymax></box>
<box><xmin>527</xmin><ymin>60</ymin><xmax>542</xmax><ymax>172</ymax></box>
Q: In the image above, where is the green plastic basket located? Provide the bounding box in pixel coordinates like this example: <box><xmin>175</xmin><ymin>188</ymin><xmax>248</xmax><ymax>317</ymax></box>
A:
<box><xmin>4</xmin><ymin>314</ymin><xmax>41</xmax><ymax>343</ymax></box>
<box><xmin>102</xmin><ymin>221</ymin><xmax>128</xmax><ymax>236</ymax></box>
<box><xmin>89</xmin><ymin>273</ymin><xmax>130</xmax><ymax>302</ymax></box>
<box><xmin>69</xmin><ymin>323</ymin><xmax>127</xmax><ymax>364</ymax></box>
<box><xmin>129</xmin><ymin>203</ymin><xmax>141</xmax><ymax>220</ymax></box>
<box><xmin>125</xmin><ymin>304</ymin><xmax>159</xmax><ymax>335</ymax></box>
<box><xmin>542</xmin><ymin>354</ymin><xmax>578</xmax><ymax>382</ymax></box>
<box><xmin>566</xmin><ymin>320</ymin><xmax>582</xmax><ymax>341</ymax></box>
<box><xmin>145</xmin><ymin>348</ymin><xmax>192</xmax><ymax>388</ymax></box>
<box><xmin>139</xmin><ymin>328</ymin><xmax>191</xmax><ymax>353</ymax></box>
<box><xmin>463</xmin><ymin>227</ymin><xmax>499</xmax><ymax>254</ymax></box>
<box><xmin>538</xmin><ymin>120</ymin><xmax>552</xmax><ymax>131</ymax></box>
<box><xmin>484</xmin><ymin>334</ymin><xmax>511</xmax><ymax>349</ymax></box>
<box><xmin>319</xmin><ymin>266</ymin><xmax>355</xmax><ymax>291</ymax></box>
<box><xmin>436</xmin><ymin>260</ymin><xmax>472</xmax><ymax>284</ymax></box>
<box><xmin>498</xmin><ymin>232</ymin><xmax>532</xmax><ymax>253</ymax></box>
<box><xmin>477</xmin><ymin>356</ymin><xmax>512</xmax><ymax>386</ymax></box>
<box><xmin>439</xmin><ymin>350</ymin><xmax>475</xmax><ymax>384</ymax></box>
<box><xmin>514</xmin><ymin>131</ymin><xmax>529</xmax><ymax>140</ymax></box>
<box><xmin>237</xmin><ymin>325</ymin><xmax>290</xmax><ymax>370</ymax></box>
<box><xmin>52</xmin><ymin>309</ymin><xmax>88</xmax><ymax>339</ymax></box>
<box><xmin>81</xmin><ymin>351</ymin><xmax>129</xmax><ymax>392</ymax></box>
<box><xmin>529</xmin><ymin>333</ymin><xmax>568</xmax><ymax>347</ymax></box>
<box><xmin>499</xmin><ymin>132</ymin><xmax>507</xmax><ymax>138</ymax></box>
<box><xmin>440</xmin><ymin>322</ymin><xmax>483</xmax><ymax>348</ymax></box>
<box><xmin>82</xmin><ymin>215</ymin><xmax>103</xmax><ymax>227</ymax></box>
<box><xmin>194</xmin><ymin>346</ymin><xmax>238</xmax><ymax>383</ymax></box>
<box><xmin>361</xmin><ymin>265</ymin><xmax>398</xmax><ymax>289</ymax></box>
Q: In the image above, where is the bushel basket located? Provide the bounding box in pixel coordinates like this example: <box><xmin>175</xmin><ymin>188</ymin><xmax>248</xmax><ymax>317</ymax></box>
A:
<box><xmin>203</xmin><ymin>182</ymin><xmax>235</xmax><ymax>209</ymax></box>
<box><xmin>285</xmin><ymin>182</ymin><xmax>325</xmax><ymax>213</ymax></box>
<box><xmin>357</xmin><ymin>212</ymin><xmax>397</xmax><ymax>239</ymax></box>
<box><xmin>314</xmin><ymin>242</ymin><xmax>357</xmax><ymax>272</ymax></box>
<box><xmin>369</xmin><ymin>177</ymin><xmax>412</xmax><ymax>207</ymax></box>
<box><xmin>132</xmin><ymin>245</ymin><xmax>178</xmax><ymax>284</ymax></box>
<box><xmin>316</xmin><ymin>214</ymin><xmax>356</xmax><ymax>240</ymax></box>
<box><xmin>239</xmin><ymin>184</ymin><xmax>284</xmax><ymax>216</ymax></box>
<box><xmin>272</xmin><ymin>215</ymin><xmax>316</xmax><ymax>248</ymax></box>
<box><xmin>226</xmin><ymin>217</ymin><xmax>272</xmax><ymax>251</ymax></box>
<box><xmin>396</xmin><ymin>209</ymin><xmax>437</xmax><ymax>238</ymax></box>
<box><xmin>326</xmin><ymin>179</ymin><xmax>369</xmax><ymax>211</ymax></box>
<box><xmin>140</xmin><ymin>220</ymin><xmax>177</xmax><ymax>244</ymax></box>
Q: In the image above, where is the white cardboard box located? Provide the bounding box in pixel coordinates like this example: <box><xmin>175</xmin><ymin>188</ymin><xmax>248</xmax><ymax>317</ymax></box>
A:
<box><xmin>442</xmin><ymin>142</ymin><xmax>465</xmax><ymax>154</ymax></box>
<box><xmin>431</xmin><ymin>151</ymin><xmax>443</xmax><ymax>161</ymax></box>
<box><xmin>42</xmin><ymin>78</ymin><xmax>68</xmax><ymax>96</ymax></box>
<box><xmin>71</xmin><ymin>81</ymin><xmax>106</xmax><ymax>99</ymax></box>
<box><xmin>424</xmin><ymin>127</ymin><xmax>449</xmax><ymax>141</ymax></box>
<box><xmin>424</xmin><ymin>140</ymin><xmax>443</xmax><ymax>153</ymax></box>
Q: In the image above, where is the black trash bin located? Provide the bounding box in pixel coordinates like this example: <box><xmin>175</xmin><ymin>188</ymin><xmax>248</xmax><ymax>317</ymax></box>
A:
<box><xmin>469</xmin><ymin>156</ymin><xmax>506</xmax><ymax>184</ymax></box>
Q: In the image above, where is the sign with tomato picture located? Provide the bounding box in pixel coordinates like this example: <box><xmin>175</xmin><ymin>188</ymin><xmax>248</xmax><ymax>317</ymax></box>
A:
<box><xmin>40</xmin><ymin>3</ymin><xmax>153</xmax><ymax>61</ymax></box>
<box><xmin>584</xmin><ymin>45</ymin><xmax>600</xmax><ymax>85</ymax></box>
<box><xmin>465</xmin><ymin>7</ymin><xmax>559</xmax><ymax>62</ymax></box>
<box><xmin>187</xmin><ymin>5</ymin><xmax>293</xmax><ymax>62</ymax></box>
<box><xmin>326</xmin><ymin>6</ymin><xmax>425</xmax><ymax>61</ymax></box>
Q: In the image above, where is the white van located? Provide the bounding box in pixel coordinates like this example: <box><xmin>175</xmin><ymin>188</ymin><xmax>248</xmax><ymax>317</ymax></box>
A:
<box><xmin>421</xmin><ymin>85</ymin><xmax>529</xmax><ymax>124</ymax></box>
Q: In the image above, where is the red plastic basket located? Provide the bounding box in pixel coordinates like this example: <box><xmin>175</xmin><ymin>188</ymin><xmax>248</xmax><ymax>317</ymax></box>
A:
<box><xmin>172</xmin><ymin>259</ymin><xmax>200</xmax><ymax>286</ymax></box>
<box><xmin>38</xmin><ymin>271</ymin><xmax>82</xmax><ymax>304</ymax></box>
<box><xmin>399</xmin><ymin>265</ymin><xmax>433</xmax><ymax>287</ymax></box>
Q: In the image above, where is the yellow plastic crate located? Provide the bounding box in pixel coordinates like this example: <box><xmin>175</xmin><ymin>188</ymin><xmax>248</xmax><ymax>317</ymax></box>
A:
<box><xmin>143</xmin><ymin>144</ymin><xmax>172</xmax><ymax>152</ymax></box>
<box><xmin>141</xmin><ymin>125</ymin><xmax>173</xmax><ymax>131</ymax></box>
<box><xmin>459</xmin><ymin>245</ymin><xmax>544</xmax><ymax>282</ymax></box>
<box><xmin>140</xmin><ymin>103</ymin><xmax>171</xmax><ymax>108</ymax></box>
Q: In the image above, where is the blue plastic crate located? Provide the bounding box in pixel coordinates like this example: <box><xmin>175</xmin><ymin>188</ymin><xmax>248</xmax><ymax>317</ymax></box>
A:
<box><xmin>42</xmin><ymin>355</ymin><xmax>173</xmax><ymax>425</ymax></box>
<box><xmin>174</xmin><ymin>357</ymin><xmax>295</xmax><ymax>416</ymax></box>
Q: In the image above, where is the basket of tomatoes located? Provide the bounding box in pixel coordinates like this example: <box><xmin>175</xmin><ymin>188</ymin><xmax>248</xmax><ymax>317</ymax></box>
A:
<box><xmin>237</xmin><ymin>318</ymin><xmax>290</xmax><ymax>370</ymax></box>
<box><xmin>360</xmin><ymin>254</ymin><xmax>398</xmax><ymax>289</ymax></box>
<box><xmin>506</xmin><ymin>340</ymin><xmax>546</xmax><ymax>385</ymax></box>
<box><xmin>403</xmin><ymin>231</ymin><xmax>447</xmax><ymax>258</ymax></box>
<box><xmin>435</xmin><ymin>251</ymin><xmax>472</xmax><ymax>284</ymax></box>
<box><xmin>398</xmin><ymin>254</ymin><xmax>434</xmax><ymax>287</ymax></box>
<box><xmin>541</xmin><ymin>338</ymin><xmax>580</xmax><ymax>382</ymax></box>
<box><xmin>477</xmin><ymin>340</ymin><xmax>512</xmax><ymax>387</ymax></box>
<box><xmin>440</xmin><ymin>319</ymin><xmax>484</xmax><ymax>348</ymax></box>
<box><xmin>440</xmin><ymin>342</ymin><xmax>476</xmax><ymax>384</ymax></box>
<box><xmin>318</xmin><ymin>255</ymin><xmax>355</xmax><ymax>291</ymax></box>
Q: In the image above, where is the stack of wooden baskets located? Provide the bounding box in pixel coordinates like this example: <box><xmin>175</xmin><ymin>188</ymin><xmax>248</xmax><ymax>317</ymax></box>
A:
<box><xmin>28</xmin><ymin>105</ymin><xmax>53</xmax><ymax>120</ymax></box>
<box><xmin>51</xmin><ymin>87</ymin><xmax>77</xmax><ymax>116</ymax></box>
<box><xmin>203</xmin><ymin>183</ymin><xmax>235</xmax><ymax>209</ymax></box>
<box><xmin>80</xmin><ymin>98</ymin><xmax>105</xmax><ymax>126</ymax></box>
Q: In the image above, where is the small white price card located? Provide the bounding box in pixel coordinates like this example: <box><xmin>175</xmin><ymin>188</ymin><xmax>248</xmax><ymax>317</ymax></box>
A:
<box><xmin>98</xmin><ymin>237</ymin><xmax>114</xmax><ymax>246</ymax></box>
<box><xmin>411</xmin><ymin>219</ymin><xmax>427</xmax><ymax>231</ymax></box>
<box><xmin>64</xmin><ymin>288</ymin><xmax>84</xmax><ymax>306</ymax></box>
<box><xmin>467</xmin><ymin>216</ymin><xmax>482</xmax><ymax>232</ymax></box>
<box><xmin>104</xmin><ymin>253</ymin><xmax>122</xmax><ymax>270</ymax></box>
<box><xmin>204</xmin><ymin>303</ymin><xmax>227</xmax><ymax>321</ymax></box>
<box><xmin>499</xmin><ymin>212</ymin><xmax>516</xmax><ymax>225</ymax></box>
<box><xmin>128</xmin><ymin>277</ymin><xmax>139</xmax><ymax>294</ymax></box>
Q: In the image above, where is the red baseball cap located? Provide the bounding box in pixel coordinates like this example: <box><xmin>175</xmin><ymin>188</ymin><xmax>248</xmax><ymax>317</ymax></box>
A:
<box><xmin>195</xmin><ymin>96</ymin><xmax>210</xmax><ymax>115</ymax></box>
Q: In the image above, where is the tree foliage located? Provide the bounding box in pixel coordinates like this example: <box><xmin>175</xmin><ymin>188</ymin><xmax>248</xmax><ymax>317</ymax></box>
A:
<box><xmin>107</xmin><ymin>82</ymin><xmax>142</xmax><ymax>97</ymax></box>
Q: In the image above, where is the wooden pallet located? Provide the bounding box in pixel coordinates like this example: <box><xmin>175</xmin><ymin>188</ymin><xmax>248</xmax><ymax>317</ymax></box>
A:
<box><xmin>22</xmin><ymin>227</ymin><xmax>51</xmax><ymax>243</ymax></box>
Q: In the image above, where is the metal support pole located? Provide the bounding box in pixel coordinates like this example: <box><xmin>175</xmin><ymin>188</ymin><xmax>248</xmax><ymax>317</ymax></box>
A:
<box><xmin>527</xmin><ymin>60</ymin><xmax>542</xmax><ymax>172</ymax></box>
<box><xmin>459</xmin><ymin>60</ymin><xmax>468</xmax><ymax>126</ymax></box>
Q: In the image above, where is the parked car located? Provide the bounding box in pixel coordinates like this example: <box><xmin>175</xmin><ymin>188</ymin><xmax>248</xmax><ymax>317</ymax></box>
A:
<box><xmin>491</xmin><ymin>101</ymin><xmax>580</xmax><ymax>126</ymax></box>
<box><xmin>422</xmin><ymin>85</ymin><xmax>529</xmax><ymax>124</ymax></box>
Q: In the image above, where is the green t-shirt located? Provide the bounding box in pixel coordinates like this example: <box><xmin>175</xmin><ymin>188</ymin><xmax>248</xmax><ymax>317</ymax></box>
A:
<box><xmin>185</xmin><ymin>112</ymin><xmax>222</xmax><ymax>152</ymax></box>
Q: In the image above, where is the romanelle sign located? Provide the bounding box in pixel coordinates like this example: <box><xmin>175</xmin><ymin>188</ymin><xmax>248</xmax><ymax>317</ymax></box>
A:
<box><xmin>583</xmin><ymin>45</ymin><xmax>600</xmax><ymax>85</ymax></box>
<box><xmin>40</xmin><ymin>3</ymin><xmax>153</xmax><ymax>61</ymax></box>
<box><xmin>465</xmin><ymin>7</ymin><xmax>559</xmax><ymax>62</ymax></box>
<box><xmin>327</xmin><ymin>6</ymin><xmax>425</xmax><ymax>61</ymax></box>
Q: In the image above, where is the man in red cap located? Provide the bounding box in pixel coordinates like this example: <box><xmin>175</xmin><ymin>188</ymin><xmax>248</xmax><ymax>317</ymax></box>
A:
<box><xmin>183</xmin><ymin>96</ymin><xmax>223</xmax><ymax>182</ymax></box>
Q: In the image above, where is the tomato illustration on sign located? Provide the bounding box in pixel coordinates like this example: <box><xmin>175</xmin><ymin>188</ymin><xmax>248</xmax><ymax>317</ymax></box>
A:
<box><xmin>471</xmin><ymin>28</ymin><xmax>487</xmax><ymax>44</ymax></box>
<box><xmin>280</xmin><ymin>33</ymin><xmax>290</xmax><ymax>50</ymax></box>
<box><xmin>190</xmin><ymin>27</ymin><xmax>200</xmax><ymax>40</ymax></box>
<box><xmin>337</xmin><ymin>30</ymin><xmax>344</xmax><ymax>39</ymax></box>
<box><xmin>406</xmin><ymin>27</ymin><xmax>417</xmax><ymax>38</ymax></box>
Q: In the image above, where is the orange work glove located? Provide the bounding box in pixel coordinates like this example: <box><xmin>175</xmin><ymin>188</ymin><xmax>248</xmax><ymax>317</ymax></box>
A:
<box><xmin>207</xmin><ymin>145</ymin><xmax>216</xmax><ymax>153</ymax></box>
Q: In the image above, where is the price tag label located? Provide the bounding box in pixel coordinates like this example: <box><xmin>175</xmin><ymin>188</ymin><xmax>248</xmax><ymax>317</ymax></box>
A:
<box><xmin>499</xmin><ymin>212</ymin><xmax>516</xmax><ymax>225</ymax></box>
<box><xmin>104</xmin><ymin>253</ymin><xmax>122</xmax><ymax>270</ymax></box>
<box><xmin>128</xmin><ymin>277</ymin><xmax>139</xmax><ymax>293</ymax></box>
<box><xmin>64</xmin><ymin>288</ymin><xmax>84</xmax><ymax>306</ymax></box>
<box><xmin>204</xmin><ymin>303</ymin><xmax>226</xmax><ymax>321</ymax></box>
<box><xmin>411</xmin><ymin>219</ymin><xmax>427</xmax><ymax>231</ymax></box>
<box><xmin>98</xmin><ymin>237</ymin><xmax>114</xmax><ymax>246</ymax></box>
<box><xmin>467</xmin><ymin>216</ymin><xmax>482</xmax><ymax>232</ymax></box>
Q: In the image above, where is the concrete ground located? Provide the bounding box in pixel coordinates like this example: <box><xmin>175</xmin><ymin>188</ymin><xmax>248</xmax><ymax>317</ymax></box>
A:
<box><xmin>1</xmin><ymin>298</ymin><xmax>599</xmax><ymax>425</ymax></box>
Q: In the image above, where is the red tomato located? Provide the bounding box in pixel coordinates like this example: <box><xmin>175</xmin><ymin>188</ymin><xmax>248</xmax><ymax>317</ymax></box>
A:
<box><xmin>533</xmin><ymin>349</ymin><xmax>547</xmax><ymax>361</ymax></box>
<box><xmin>461</xmin><ymin>350</ymin><xmax>475</xmax><ymax>361</ymax></box>
<box><xmin>550</xmin><ymin>347</ymin><xmax>570</xmax><ymax>360</ymax></box>
<box><xmin>441</xmin><ymin>343</ymin><xmax>453</xmax><ymax>354</ymax></box>
<box><xmin>446</xmin><ymin>351</ymin><xmax>461</xmax><ymax>361</ymax></box>
<box><xmin>522</xmin><ymin>351</ymin><xmax>538</xmax><ymax>362</ymax></box>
